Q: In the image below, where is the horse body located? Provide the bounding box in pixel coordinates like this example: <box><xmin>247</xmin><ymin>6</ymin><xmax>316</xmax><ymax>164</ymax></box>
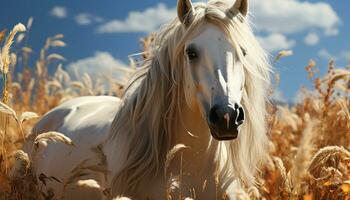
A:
<box><xmin>27</xmin><ymin>96</ymin><xmax>238</xmax><ymax>199</ymax></box>
<box><xmin>24</xmin><ymin>0</ymin><xmax>272</xmax><ymax>199</ymax></box>
<box><xmin>26</xmin><ymin>96</ymin><xmax>120</xmax><ymax>199</ymax></box>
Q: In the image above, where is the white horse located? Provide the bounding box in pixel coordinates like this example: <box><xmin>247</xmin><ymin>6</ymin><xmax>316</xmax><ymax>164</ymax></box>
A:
<box><xmin>24</xmin><ymin>0</ymin><xmax>271</xmax><ymax>199</ymax></box>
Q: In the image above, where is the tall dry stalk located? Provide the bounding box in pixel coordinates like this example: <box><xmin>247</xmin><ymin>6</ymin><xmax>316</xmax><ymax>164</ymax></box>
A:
<box><xmin>289</xmin><ymin>120</ymin><xmax>317</xmax><ymax>196</ymax></box>
<box><xmin>1</xmin><ymin>23</ymin><xmax>26</xmax><ymax>174</ymax></box>
<box><xmin>0</xmin><ymin>25</ymin><xmax>349</xmax><ymax>200</ymax></box>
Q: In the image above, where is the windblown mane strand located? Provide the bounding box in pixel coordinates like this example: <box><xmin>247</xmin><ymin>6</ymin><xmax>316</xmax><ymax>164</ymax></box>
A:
<box><xmin>107</xmin><ymin>0</ymin><xmax>271</xmax><ymax>196</ymax></box>
<box><xmin>202</xmin><ymin>2</ymin><xmax>271</xmax><ymax>188</ymax></box>
<box><xmin>107</xmin><ymin>15</ymin><xmax>189</xmax><ymax>195</ymax></box>
<box><xmin>176</xmin><ymin>0</ymin><xmax>272</xmax><ymax>187</ymax></box>
<box><xmin>209</xmin><ymin>4</ymin><xmax>271</xmax><ymax>188</ymax></box>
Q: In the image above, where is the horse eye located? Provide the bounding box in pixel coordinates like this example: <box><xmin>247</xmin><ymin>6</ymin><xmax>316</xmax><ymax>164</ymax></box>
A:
<box><xmin>186</xmin><ymin>47</ymin><xmax>199</xmax><ymax>60</ymax></box>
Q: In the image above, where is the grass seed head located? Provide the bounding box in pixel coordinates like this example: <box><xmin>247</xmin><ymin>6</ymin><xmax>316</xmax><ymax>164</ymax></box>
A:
<box><xmin>1</xmin><ymin>23</ymin><xmax>26</xmax><ymax>74</ymax></box>
<box><xmin>19</xmin><ymin>112</ymin><xmax>39</xmax><ymax>124</ymax></box>
<box><xmin>76</xmin><ymin>179</ymin><xmax>102</xmax><ymax>190</ymax></box>
<box><xmin>34</xmin><ymin>131</ymin><xmax>74</xmax><ymax>150</ymax></box>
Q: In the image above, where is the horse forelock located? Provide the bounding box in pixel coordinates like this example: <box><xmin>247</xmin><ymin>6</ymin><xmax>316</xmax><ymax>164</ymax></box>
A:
<box><xmin>107</xmin><ymin>0</ymin><xmax>271</xmax><ymax>196</ymax></box>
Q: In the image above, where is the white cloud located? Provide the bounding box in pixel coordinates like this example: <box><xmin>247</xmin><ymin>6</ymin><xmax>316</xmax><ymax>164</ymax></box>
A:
<box><xmin>318</xmin><ymin>49</ymin><xmax>350</xmax><ymax>61</ymax></box>
<box><xmin>325</xmin><ymin>28</ymin><xmax>339</xmax><ymax>36</ymax></box>
<box><xmin>75</xmin><ymin>13</ymin><xmax>103</xmax><ymax>25</ymax></box>
<box><xmin>318</xmin><ymin>49</ymin><xmax>333</xmax><ymax>60</ymax></box>
<box><xmin>304</xmin><ymin>32</ymin><xmax>320</xmax><ymax>46</ymax></box>
<box><xmin>250</xmin><ymin>0</ymin><xmax>340</xmax><ymax>36</ymax></box>
<box><xmin>270</xmin><ymin>89</ymin><xmax>287</xmax><ymax>103</ymax></box>
<box><xmin>50</xmin><ymin>6</ymin><xmax>67</xmax><ymax>19</ymax></box>
<box><xmin>67</xmin><ymin>52</ymin><xmax>134</xmax><ymax>82</ymax></box>
<box><xmin>96</xmin><ymin>0</ymin><xmax>340</xmax><ymax>46</ymax></box>
<box><xmin>293</xmin><ymin>88</ymin><xmax>317</xmax><ymax>104</ymax></box>
<box><xmin>257</xmin><ymin>33</ymin><xmax>296</xmax><ymax>51</ymax></box>
<box><xmin>97</xmin><ymin>3</ymin><xmax>176</xmax><ymax>33</ymax></box>
<box><xmin>339</xmin><ymin>51</ymin><xmax>350</xmax><ymax>61</ymax></box>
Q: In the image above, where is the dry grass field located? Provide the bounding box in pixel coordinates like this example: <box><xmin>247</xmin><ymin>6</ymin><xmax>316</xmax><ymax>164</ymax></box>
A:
<box><xmin>0</xmin><ymin>22</ymin><xmax>350</xmax><ymax>200</ymax></box>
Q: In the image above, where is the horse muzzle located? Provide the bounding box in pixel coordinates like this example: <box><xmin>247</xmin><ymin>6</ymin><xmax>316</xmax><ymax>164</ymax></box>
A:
<box><xmin>208</xmin><ymin>104</ymin><xmax>245</xmax><ymax>141</ymax></box>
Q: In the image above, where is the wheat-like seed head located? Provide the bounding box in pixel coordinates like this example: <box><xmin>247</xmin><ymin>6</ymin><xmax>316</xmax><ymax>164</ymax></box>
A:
<box><xmin>52</xmin><ymin>34</ymin><xmax>64</xmax><ymax>39</ymax></box>
<box><xmin>0</xmin><ymin>29</ymin><xmax>6</xmax><ymax>42</ymax></box>
<box><xmin>112</xmin><ymin>196</ymin><xmax>132</xmax><ymax>200</ymax></box>
<box><xmin>76</xmin><ymin>179</ymin><xmax>102</xmax><ymax>190</ymax></box>
<box><xmin>34</xmin><ymin>131</ymin><xmax>74</xmax><ymax>150</ymax></box>
<box><xmin>274</xmin><ymin>50</ymin><xmax>293</xmax><ymax>62</ymax></box>
<box><xmin>232</xmin><ymin>188</ymin><xmax>250</xmax><ymax>200</ymax></box>
<box><xmin>71</xmin><ymin>81</ymin><xmax>85</xmax><ymax>89</ymax></box>
<box><xmin>8</xmin><ymin>150</ymin><xmax>30</xmax><ymax>180</ymax></box>
<box><xmin>82</xmin><ymin>73</ymin><xmax>93</xmax><ymax>92</ymax></box>
<box><xmin>26</xmin><ymin>17</ymin><xmax>33</xmax><ymax>31</ymax></box>
<box><xmin>1</xmin><ymin>23</ymin><xmax>26</xmax><ymax>74</ymax></box>
<box><xmin>21</xmin><ymin>47</ymin><xmax>32</xmax><ymax>54</ymax></box>
<box><xmin>47</xmin><ymin>80</ymin><xmax>62</xmax><ymax>89</ymax></box>
<box><xmin>164</xmin><ymin>144</ymin><xmax>190</xmax><ymax>177</ymax></box>
<box><xmin>0</xmin><ymin>55</ymin><xmax>3</xmax><ymax>73</ymax></box>
<box><xmin>290</xmin><ymin>120</ymin><xmax>317</xmax><ymax>194</ymax></box>
<box><xmin>47</xmin><ymin>53</ymin><xmax>66</xmax><ymax>62</ymax></box>
<box><xmin>0</xmin><ymin>101</ymin><xmax>18</xmax><ymax>121</ymax></box>
<box><xmin>11</xmin><ymin>82</ymin><xmax>22</xmax><ymax>91</ymax></box>
<box><xmin>308</xmin><ymin>146</ymin><xmax>350</xmax><ymax>178</ymax></box>
<box><xmin>19</xmin><ymin>112</ymin><xmax>39</xmax><ymax>124</ymax></box>
<box><xmin>49</xmin><ymin>40</ymin><xmax>66</xmax><ymax>48</ymax></box>
<box><xmin>247</xmin><ymin>186</ymin><xmax>260</xmax><ymax>199</ymax></box>
<box><xmin>0</xmin><ymin>29</ymin><xmax>7</xmax><ymax>73</ymax></box>
<box><xmin>16</xmin><ymin>34</ymin><xmax>25</xmax><ymax>44</ymax></box>
<box><xmin>0</xmin><ymin>19</ymin><xmax>349</xmax><ymax>200</ymax></box>
<box><xmin>273</xmin><ymin>156</ymin><xmax>292</xmax><ymax>194</ymax></box>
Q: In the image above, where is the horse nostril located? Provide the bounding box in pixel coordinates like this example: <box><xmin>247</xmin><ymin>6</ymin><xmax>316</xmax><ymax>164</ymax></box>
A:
<box><xmin>235</xmin><ymin>106</ymin><xmax>245</xmax><ymax>126</ymax></box>
<box><xmin>209</xmin><ymin>104</ymin><xmax>245</xmax><ymax>129</ymax></box>
<box><xmin>209</xmin><ymin>106</ymin><xmax>220</xmax><ymax>124</ymax></box>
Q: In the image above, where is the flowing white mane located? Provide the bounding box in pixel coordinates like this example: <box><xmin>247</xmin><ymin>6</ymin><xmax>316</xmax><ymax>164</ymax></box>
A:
<box><xmin>106</xmin><ymin>0</ymin><xmax>271</xmax><ymax>196</ymax></box>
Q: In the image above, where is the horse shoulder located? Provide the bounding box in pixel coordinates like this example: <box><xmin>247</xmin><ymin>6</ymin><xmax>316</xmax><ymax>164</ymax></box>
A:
<box><xmin>33</xmin><ymin>96</ymin><xmax>121</xmax><ymax>137</ymax></box>
<box><xmin>24</xmin><ymin>96</ymin><xmax>121</xmax><ymax>198</ymax></box>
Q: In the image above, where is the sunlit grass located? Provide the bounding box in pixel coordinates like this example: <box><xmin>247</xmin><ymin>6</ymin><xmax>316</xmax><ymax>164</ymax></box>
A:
<box><xmin>0</xmin><ymin>21</ymin><xmax>349</xmax><ymax>200</ymax></box>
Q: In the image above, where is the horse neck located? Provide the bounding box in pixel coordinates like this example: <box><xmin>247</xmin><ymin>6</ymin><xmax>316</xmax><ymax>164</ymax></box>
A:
<box><xmin>171</xmin><ymin>102</ymin><xmax>218</xmax><ymax>182</ymax></box>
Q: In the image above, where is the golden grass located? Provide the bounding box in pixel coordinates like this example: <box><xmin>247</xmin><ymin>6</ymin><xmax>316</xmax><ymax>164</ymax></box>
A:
<box><xmin>0</xmin><ymin>22</ymin><xmax>349</xmax><ymax>200</ymax></box>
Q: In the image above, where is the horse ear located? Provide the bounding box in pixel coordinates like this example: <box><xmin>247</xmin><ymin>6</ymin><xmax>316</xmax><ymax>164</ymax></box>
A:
<box><xmin>231</xmin><ymin>0</ymin><xmax>249</xmax><ymax>17</ymax></box>
<box><xmin>177</xmin><ymin>0</ymin><xmax>195</xmax><ymax>26</ymax></box>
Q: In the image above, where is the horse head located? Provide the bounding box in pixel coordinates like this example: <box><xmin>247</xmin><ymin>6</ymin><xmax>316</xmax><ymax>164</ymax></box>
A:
<box><xmin>178</xmin><ymin>0</ymin><xmax>249</xmax><ymax>140</ymax></box>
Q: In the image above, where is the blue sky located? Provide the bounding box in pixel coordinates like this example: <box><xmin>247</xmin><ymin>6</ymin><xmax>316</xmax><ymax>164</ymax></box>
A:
<box><xmin>0</xmin><ymin>0</ymin><xmax>349</xmax><ymax>101</ymax></box>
